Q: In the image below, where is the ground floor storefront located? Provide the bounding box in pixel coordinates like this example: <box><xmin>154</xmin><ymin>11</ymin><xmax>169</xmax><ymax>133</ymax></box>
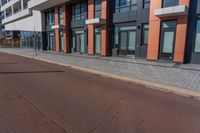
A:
<box><xmin>2</xmin><ymin>0</ymin><xmax>199</xmax><ymax>64</ymax></box>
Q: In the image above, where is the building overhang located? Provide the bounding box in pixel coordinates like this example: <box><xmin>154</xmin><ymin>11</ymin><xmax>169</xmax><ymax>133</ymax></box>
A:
<box><xmin>85</xmin><ymin>18</ymin><xmax>106</xmax><ymax>26</ymax></box>
<box><xmin>28</xmin><ymin>0</ymin><xmax>71</xmax><ymax>11</ymax></box>
<box><xmin>154</xmin><ymin>5</ymin><xmax>188</xmax><ymax>17</ymax></box>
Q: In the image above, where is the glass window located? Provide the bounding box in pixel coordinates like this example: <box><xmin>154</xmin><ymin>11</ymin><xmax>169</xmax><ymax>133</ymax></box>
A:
<box><xmin>194</xmin><ymin>20</ymin><xmax>200</xmax><ymax>52</ymax></box>
<box><xmin>115</xmin><ymin>0</ymin><xmax>137</xmax><ymax>13</ymax></box>
<box><xmin>46</xmin><ymin>9</ymin><xmax>55</xmax><ymax>26</ymax></box>
<box><xmin>142</xmin><ymin>24</ymin><xmax>149</xmax><ymax>46</ymax></box>
<box><xmin>163</xmin><ymin>0</ymin><xmax>179</xmax><ymax>8</ymax></box>
<box><xmin>162</xmin><ymin>31</ymin><xmax>174</xmax><ymax>53</ymax></box>
<box><xmin>58</xmin><ymin>7</ymin><xmax>63</xmax><ymax>25</ymax></box>
<box><xmin>95</xmin><ymin>0</ymin><xmax>102</xmax><ymax>18</ymax></box>
<box><xmin>72</xmin><ymin>2</ymin><xmax>87</xmax><ymax>21</ymax></box>
<box><xmin>143</xmin><ymin>0</ymin><xmax>150</xmax><ymax>9</ymax></box>
<box><xmin>162</xmin><ymin>21</ymin><xmax>177</xmax><ymax>28</ymax></box>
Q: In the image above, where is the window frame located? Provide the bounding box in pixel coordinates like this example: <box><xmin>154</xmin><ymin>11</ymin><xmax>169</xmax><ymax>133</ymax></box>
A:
<box><xmin>143</xmin><ymin>0</ymin><xmax>150</xmax><ymax>9</ymax></box>
<box><xmin>115</xmin><ymin>0</ymin><xmax>138</xmax><ymax>13</ymax></box>
<box><xmin>162</xmin><ymin>0</ymin><xmax>179</xmax><ymax>8</ymax></box>
<box><xmin>46</xmin><ymin>9</ymin><xmax>55</xmax><ymax>26</ymax></box>
<box><xmin>194</xmin><ymin>19</ymin><xmax>200</xmax><ymax>53</ymax></box>
<box><xmin>71</xmin><ymin>2</ymin><xmax>87</xmax><ymax>21</ymax></box>
<box><xmin>58</xmin><ymin>6</ymin><xmax>63</xmax><ymax>25</ymax></box>
<box><xmin>94</xmin><ymin>0</ymin><xmax>102</xmax><ymax>18</ymax></box>
<box><xmin>141</xmin><ymin>24</ymin><xmax>149</xmax><ymax>46</ymax></box>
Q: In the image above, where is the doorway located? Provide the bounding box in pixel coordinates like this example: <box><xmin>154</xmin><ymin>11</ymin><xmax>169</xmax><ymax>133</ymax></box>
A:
<box><xmin>47</xmin><ymin>32</ymin><xmax>55</xmax><ymax>51</ymax></box>
<box><xmin>160</xmin><ymin>20</ymin><xmax>177</xmax><ymax>60</ymax></box>
<box><xmin>73</xmin><ymin>30</ymin><xmax>85</xmax><ymax>54</ymax></box>
<box><xmin>119</xmin><ymin>26</ymin><xmax>136</xmax><ymax>56</ymax></box>
<box><xmin>95</xmin><ymin>28</ymin><xmax>101</xmax><ymax>54</ymax></box>
<box><xmin>60</xmin><ymin>31</ymin><xmax>64</xmax><ymax>52</ymax></box>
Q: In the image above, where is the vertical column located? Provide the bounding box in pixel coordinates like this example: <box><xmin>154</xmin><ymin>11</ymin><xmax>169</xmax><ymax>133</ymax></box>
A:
<box><xmin>11</xmin><ymin>5</ymin><xmax>14</xmax><ymax>15</ymax></box>
<box><xmin>55</xmin><ymin>6</ymin><xmax>60</xmax><ymax>52</ymax></box>
<box><xmin>21</xmin><ymin>0</ymin><xmax>24</xmax><ymax>10</ymax></box>
<box><xmin>88</xmin><ymin>0</ymin><xmax>95</xmax><ymax>55</ymax></box>
<box><xmin>147</xmin><ymin>1</ymin><xmax>162</xmax><ymax>61</ymax></box>
<box><xmin>173</xmin><ymin>0</ymin><xmax>190</xmax><ymax>63</ymax></box>
<box><xmin>173</xmin><ymin>17</ymin><xmax>188</xmax><ymax>63</ymax></box>
<box><xmin>101</xmin><ymin>0</ymin><xmax>110</xmax><ymax>56</ymax></box>
<box><xmin>63</xmin><ymin>4</ymin><xmax>70</xmax><ymax>53</ymax></box>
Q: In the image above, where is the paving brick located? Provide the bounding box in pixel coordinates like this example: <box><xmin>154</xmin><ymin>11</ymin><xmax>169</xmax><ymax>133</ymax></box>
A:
<box><xmin>0</xmin><ymin>48</ymin><xmax>200</xmax><ymax>92</ymax></box>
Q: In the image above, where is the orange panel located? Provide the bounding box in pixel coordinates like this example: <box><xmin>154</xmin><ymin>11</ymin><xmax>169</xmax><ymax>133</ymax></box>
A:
<box><xmin>147</xmin><ymin>0</ymin><xmax>162</xmax><ymax>61</ymax></box>
<box><xmin>54</xmin><ymin>6</ymin><xmax>60</xmax><ymax>52</ymax></box>
<box><xmin>174</xmin><ymin>16</ymin><xmax>188</xmax><ymax>63</ymax></box>
<box><xmin>101</xmin><ymin>0</ymin><xmax>110</xmax><ymax>56</ymax></box>
<box><xmin>101</xmin><ymin>26</ymin><xmax>109</xmax><ymax>56</ymax></box>
<box><xmin>88</xmin><ymin>0</ymin><xmax>94</xmax><ymax>19</ymax></box>
<box><xmin>88</xmin><ymin>25</ymin><xmax>94</xmax><ymax>55</ymax></box>
<box><xmin>63</xmin><ymin>4</ymin><xmax>70</xmax><ymax>53</ymax></box>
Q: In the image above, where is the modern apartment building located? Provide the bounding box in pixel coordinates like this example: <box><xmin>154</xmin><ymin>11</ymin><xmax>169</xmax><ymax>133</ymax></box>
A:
<box><xmin>0</xmin><ymin>0</ymin><xmax>42</xmax><ymax>48</ymax></box>
<box><xmin>1</xmin><ymin>0</ymin><xmax>200</xmax><ymax>64</ymax></box>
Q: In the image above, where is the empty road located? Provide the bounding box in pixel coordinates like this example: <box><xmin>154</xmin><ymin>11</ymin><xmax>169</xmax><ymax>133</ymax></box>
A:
<box><xmin>0</xmin><ymin>52</ymin><xmax>200</xmax><ymax>133</ymax></box>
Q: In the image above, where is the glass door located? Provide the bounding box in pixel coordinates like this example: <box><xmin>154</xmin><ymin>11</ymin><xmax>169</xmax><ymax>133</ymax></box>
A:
<box><xmin>119</xmin><ymin>31</ymin><xmax>128</xmax><ymax>55</ymax></box>
<box><xmin>73</xmin><ymin>30</ymin><xmax>85</xmax><ymax>54</ymax></box>
<box><xmin>80</xmin><ymin>34</ymin><xmax>85</xmax><ymax>53</ymax></box>
<box><xmin>75</xmin><ymin>34</ymin><xmax>81</xmax><ymax>52</ymax></box>
<box><xmin>160</xmin><ymin>21</ymin><xmax>176</xmax><ymax>60</ymax></box>
<box><xmin>60</xmin><ymin>31</ymin><xmax>64</xmax><ymax>52</ymax></box>
<box><xmin>47</xmin><ymin>33</ymin><xmax>55</xmax><ymax>51</ymax></box>
<box><xmin>119</xmin><ymin>26</ymin><xmax>136</xmax><ymax>56</ymax></box>
<box><xmin>95</xmin><ymin>28</ymin><xmax>101</xmax><ymax>54</ymax></box>
<box><xmin>127</xmin><ymin>30</ymin><xmax>136</xmax><ymax>55</ymax></box>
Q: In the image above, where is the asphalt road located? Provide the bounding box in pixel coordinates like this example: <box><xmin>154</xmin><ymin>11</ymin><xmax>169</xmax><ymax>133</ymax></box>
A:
<box><xmin>0</xmin><ymin>52</ymin><xmax>200</xmax><ymax>133</ymax></box>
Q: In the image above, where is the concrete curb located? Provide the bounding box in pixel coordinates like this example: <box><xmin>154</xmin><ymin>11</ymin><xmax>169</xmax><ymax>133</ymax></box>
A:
<box><xmin>1</xmin><ymin>50</ymin><xmax>200</xmax><ymax>100</ymax></box>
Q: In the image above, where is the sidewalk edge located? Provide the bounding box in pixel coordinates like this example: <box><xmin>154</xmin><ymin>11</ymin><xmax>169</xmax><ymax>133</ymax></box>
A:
<box><xmin>2</xmin><ymin>50</ymin><xmax>200</xmax><ymax>100</ymax></box>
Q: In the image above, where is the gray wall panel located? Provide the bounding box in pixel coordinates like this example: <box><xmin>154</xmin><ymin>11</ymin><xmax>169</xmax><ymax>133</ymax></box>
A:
<box><xmin>71</xmin><ymin>19</ymin><xmax>85</xmax><ymax>29</ymax></box>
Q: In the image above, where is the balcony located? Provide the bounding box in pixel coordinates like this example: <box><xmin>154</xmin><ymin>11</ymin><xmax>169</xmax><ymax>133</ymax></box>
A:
<box><xmin>28</xmin><ymin>0</ymin><xmax>71</xmax><ymax>11</ymax></box>
<box><xmin>1</xmin><ymin>0</ymin><xmax>20</xmax><ymax>12</ymax></box>
<box><xmin>154</xmin><ymin>5</ymin><xmax>188</xmax><ymax>17</ymax></box>
<box><xmin>2</xmin><ymin>8</ymin><xmax>31</xmax><ymax>24</ymax></box>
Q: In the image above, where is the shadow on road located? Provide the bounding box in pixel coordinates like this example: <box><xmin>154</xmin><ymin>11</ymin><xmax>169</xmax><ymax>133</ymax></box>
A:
<box><xmin>0</xmin><ymin>63</ymin><xmax>18</xmax><ymax>65</ymax></box>
<box><xmin>0</xmin><ymin>70</ymin><xmax>65</xmax><ymax>75</ymax></box>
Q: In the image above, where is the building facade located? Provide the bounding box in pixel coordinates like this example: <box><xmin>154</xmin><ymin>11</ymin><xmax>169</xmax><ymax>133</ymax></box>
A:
<box><xmin>0</xmin><ymin>0</ymin><xmax>200</xmax><ymax>64</ymax></box>
<box><xmin>0</xmin><ymin>0</ymin><xmax>43</xmax><ymax>48</ymax></box>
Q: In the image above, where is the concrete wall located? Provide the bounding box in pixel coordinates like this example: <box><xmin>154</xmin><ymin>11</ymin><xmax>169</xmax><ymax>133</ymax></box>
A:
<box><xmin>4</xmin><ymin>10</ymin><xmax>42</xmax><ymax>32</ymax></box>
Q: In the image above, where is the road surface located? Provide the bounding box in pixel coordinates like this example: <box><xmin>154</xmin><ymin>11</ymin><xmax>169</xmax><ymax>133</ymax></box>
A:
<box><xmin>0</xmin><ymin>52</ymin><xmax>200</xmax><ymax>133</ymax></box>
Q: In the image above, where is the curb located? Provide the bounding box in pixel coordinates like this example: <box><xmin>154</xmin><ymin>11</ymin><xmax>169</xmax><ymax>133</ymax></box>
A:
<box><xmin>1</xmin><ymin>50</ymin><xmax>200</xmax><ymax>100</ymax></box>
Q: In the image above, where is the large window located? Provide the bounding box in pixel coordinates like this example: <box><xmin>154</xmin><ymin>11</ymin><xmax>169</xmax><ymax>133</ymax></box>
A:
<box><xmin>115</xmin><ymin>0</ymin><xmax>137</xmax><ymax>13</ymax></box>
<box><xmin>58</xmin><ymin>7</ymin><xmax>63</xmax><ymax>25</ymax></box>
<box><xmin>46</xmin><ymin>9</ymin><xmax>55</xmax><ymax>26</ymax></box>
<box><xmin>194</xmin><ymin>19</ymin><xmax>200</xmax><ymax>52</ymax></box>
<box><xmin>95</xmin><ymin>0</ymin><xmax>102</xmax><ymax>18</ymax></box>
<box><xmin>142</xmin><ymin>24</ymin><xmax>149</xmax><ymax>46</ymax></box>
<box><xmin>21</xmin><ymin>31</ymin><xmax>35</xmax><ymax>48</ymax></box>
<box><xmin>143</xmin><ymin>0</ymin><xmax>150</xmax><ymax>9</ymax></box>
<box><xmin>72</xmin><ymin>2</ymin><xmax>87</xmax><ymax>21</ymax></box>
<box><xmin>163</xmin><ymin>0</ymin><xmax>179</xmax><ymax>8</ymax></box>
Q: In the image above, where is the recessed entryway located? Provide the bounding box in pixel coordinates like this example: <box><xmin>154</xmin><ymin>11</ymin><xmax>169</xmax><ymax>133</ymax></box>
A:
<box><xmin>159</xmin><ymin>20</ymin><xmax>177</xmax><ymax>60</ymax></box>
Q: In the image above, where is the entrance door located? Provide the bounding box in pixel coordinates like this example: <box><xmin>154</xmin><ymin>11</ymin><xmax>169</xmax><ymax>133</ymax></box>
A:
<box><xmin>119</xmin><ymin>26</ymin><xmax>136</xmax><ymax>56</ymax></box>
<box><xmin>75</xmin><ymin>34</ymin><xmax>81</xmax><ymax>52</ymax></box>
<box><xmin>160</xmin><ymin>21</ymin><xmax>177</xmax><ymax>60</ymax></box>
<box><xmin>60</xmin><ymin>31</ymin><xmax>64</xmax><ymax>52</ymax></box>
<box><xmin>47</xmin><ymin>33</ymin><xmax>55</xmax><ymax>51</ymax></box>
<box><xmin>73</xmin><ymin>30</ymin><xmax>85</xmax><ymax>54</ymax></box>
<box><xmin>95</xmin><ymin>28</ymin><xmax>101</xmax><ymax>54</ymax></box>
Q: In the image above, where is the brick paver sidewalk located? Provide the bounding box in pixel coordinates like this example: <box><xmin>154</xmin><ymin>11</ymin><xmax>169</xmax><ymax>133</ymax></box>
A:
<box><xmin>0</xmin><ymin>48</ymin><xmax>200</xmax><ymax>91</ymax></box>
